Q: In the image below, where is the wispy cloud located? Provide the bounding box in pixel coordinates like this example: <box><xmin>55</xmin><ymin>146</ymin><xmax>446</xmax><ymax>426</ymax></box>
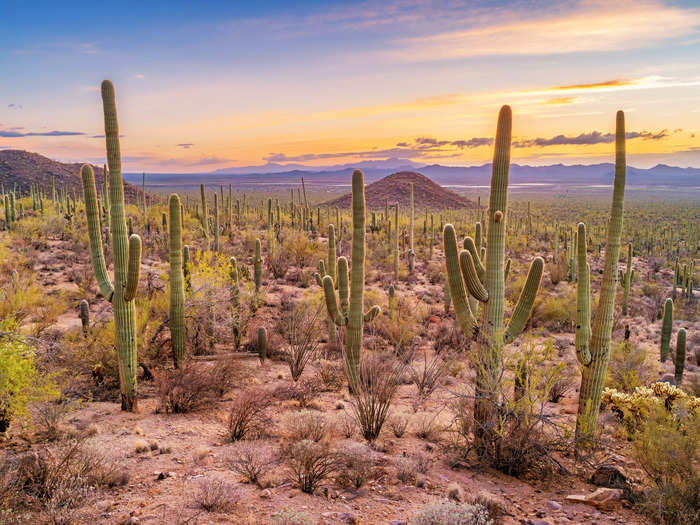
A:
<box><xmin>7</xmin><ymin>103</ymin><xmax>23</xmax><ymax>110</ymax></box>
<box><xmin>553</xmin><ymin>79</ymin><xmax>635</xmax><ymax>91</ymax></box>
<box><xmin>387</xmin><ymin>1</ymin><xmax>700</xmax><ymax>62</ymax></box>
<box><xmin>513</xmin><ymin>130</ymin><xmax>671</xmax><ymax>148</ymax></box>
<box><xmin>546</xmin><ymin>97</ymin><xmax>577</xmax><ymax>105</ymax></box>
<box><xmin>0</xmin><ymin>129</ymin><xmax>85</xmax><ymax>137</ymax></box>
<box><xmin>176</xmin><ymin>143</ymin><xmax>194</xmax><ymax>149</ymax></box>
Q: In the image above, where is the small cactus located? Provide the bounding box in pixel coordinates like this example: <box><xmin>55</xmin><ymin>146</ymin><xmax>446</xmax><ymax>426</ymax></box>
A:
<box><xmin>79</xmin><ymin>299</ymin><xmax>90</xmax><ymax>336</ymax></box>
<box><xmin>257</xmin><ymin>326</ymin><xmax>267</xmax><ymax>363</ymax></box>
<box><xmin>660</xmin><ymin>298</ymin><xmax>673</xmax><ymax>362</ymax></box>
<box><xmin>674</xmin><ymin>328</ymin><xmax>686</xmax><ymax>385</ymax></box>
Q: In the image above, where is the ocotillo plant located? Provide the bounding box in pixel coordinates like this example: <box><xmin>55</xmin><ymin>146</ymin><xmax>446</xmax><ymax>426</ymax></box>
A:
<box><xmin>408</xmin><ymin>183</ymin><xmax>415</xmax><ymax>273</ymax></box>
<box><xmin>660</xmin><ymin>298</ymin><xmax>673</xmax><ymax>362</ymax></box>
<box><xmin>674</xmin><ymin>328</ymin><xmax>686</xmax><ymax>385</ymax></box>
<box><xmin>575</xmin><ymin>111</ymin><xmax>627</xmax><ymax>441</ymax></box>
<box><xmin>621</xmin><ymin>243</ymin><xmax>633</xmax><ymax>315</ymax></box>
<box><xmin>442</xmin><ymin>105</ymin><xmax>544</xmax><ymax>453</ymax></box>
<box><xmin>169</xmin><ymin>194</ymin><xmax>186</xmax><ymax>368</ymax></box>
<box><xmin>81</xmin><ymin>80</ymin><xmax>142</xmax><ymax>411</ymax></box>
<box><xmin>322</xmin><ymin>169</ymin><xmax>380</xmax><ymax>390</ymax></box>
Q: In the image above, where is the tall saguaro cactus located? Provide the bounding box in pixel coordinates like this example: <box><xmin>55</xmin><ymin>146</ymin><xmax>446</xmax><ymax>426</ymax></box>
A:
<box><xmin>81</xmin><ymin>80</ymin><xmax>142</xmax><ymax>411</ymax></box>
<box><xmin>322</xmin><ymin>170</ymin><xmax>380</xmax><ymax>390</ymax></box>
<box><xmin>169</xmin><ymin>194</ymin><xmax>186</xmax><ymax>368</ymax></box>
<box><xmin>408</xmin><ymin>183</ymin><xmax>415</xmax><ymax>273</ymax></box>
<box><xmin>575</xmin><ymin>111</ymin><xmax>627</xmax><ymax>440</ymax></box>
<box><xmin>442</xmin><ymin>106</ymin><xmax>544</xmax><ymax>452</ymax></box>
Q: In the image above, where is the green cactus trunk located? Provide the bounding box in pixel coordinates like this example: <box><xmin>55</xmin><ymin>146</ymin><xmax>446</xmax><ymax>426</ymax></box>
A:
<box><xmin>79</xmin><ymin>299</ymin><xmax>90</xmax><ymax>336</ymax></box>
<box><xmin>200</xmin><ymin>184</ymin><xmax>209</xmax><ymax>240</ymax></box>
<box><xmin>169</xmin><ymin>194</ymin><xmax>186</xmax><ymax>368</ymax></box>
<box><xmin>660</xmin><ymin>298</ymin><xmax>673</xmax><ymax>362</ymax></box>
<box><xmin>442</xmin><ymin>106</ymin><xmax>544</xmax><ymax>456</ymax></box>
<box><xmin>621</xmin><ymin>243</ymin><xmax>632</xmax><ymax>315</ymax></box>
<box><xmin>322</xmin><ymin>170</ymin><xmax>380</xmax><ymax>391</ymax></box>
<box><xmin>575</xmin><ymin>111</ymin><xmax>627</xmax><ymax>441</ymax></box>
<box><xmin>254</xmin><ymin>238</ymin><xmax>263</xmax><ymax>293</ymax></box>
<box><xmin>408</xmin><ymin>183</ymin><xmax>415</xmax><ymax>273</ymax></box>
<box><xmin>393</xmin><ymin>204</ymin><xmax>399</xmax><ymax>280</ymax></box>
<box><xmin>674</xmin><ymin>328</ymin><xmax>686</xmax><ymax>385</ymax></box>
<box><xmin>257</xmin><ymin>326</ymin><xmax>267</xmax><ymax>363</ymax></box>
<box><xmin>81</xmin><ymin>80</ymin><xmax>142</xmax><ymax>411</ymax></box>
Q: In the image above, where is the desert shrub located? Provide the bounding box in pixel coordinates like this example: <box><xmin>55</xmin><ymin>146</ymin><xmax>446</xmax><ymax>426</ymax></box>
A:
<box><xmin>316</xmin><ymin>359</ymin><xmax>345</xmax><ymax>391</ymax></box>
<box><xmin>284</xmin><ymin>439</ymin><xmax>338</xmax><ymax>493</ymax></box>
<box><xmin>601</xmin><ymin>382</ymin><xmax>700</xmax><ymax>435</ymax></box>
<box><xmin>228</xmin><ymin>442</ymin><xmax>276</xmax><ymax>487</ymax></box>
<box><xmin>449</xmin><ymin>338</ymin><xmax>570</xmax><ymax>478</ymax></box>
<box><xmin>409</xmin><ymin>349</ymin><xmax>450</xmax><ymax>401</ymax></box>
<box><xmin>634</xmin><ymin>406</ymin><xmax>700</xmax><ymax>525</ymax></box>
<box><xmin>335</xmin><ymin>442</ymin><xmax>378</xmax><ymax>489</ymax></box>
<box><xmin>605</xmin><ymin>340</ymin><xmax>657</xmax><ymax>393</ymax></box>
<box><xmin>531</xmin><ymin>288</ymin><xmax>576</xmax><ymax>331</ymax></box>
<box><xmin>276</xmin><ymin>299</ymin><xmax>323</xmax><ymax>381</ymax></box>
<box><xmin>32</xmin><ymin>396</ymin><xmax>82</xmax><ymax>441</ymax></box>
<box><xmin>547</xmin><ymin>376</ymin><xmax>573</xmax><ymax>403</ymax></box>
<box><xmin>194</xmin><ymin>478</ymin><xmax>240</xmax><ymax>512</ymax></box>
<box><xmin>376</xmin><ymin>294</ymin><xmax>419</xmax><ymax>359</ymax></box>
<box><xmin>226</xmin><ymin>388</ymin><xmax>271</xmax><ymax>441</ymax></box>
<box><xmin>388</xmin><ymin>413</ymin><xmax>409</xmax><ymax>438</ymax></box>
<box><xmin>395</xmin><ymin>456</ymin><xmax>417</xmax><ymax>484</ymax></box>
<box><xmin>272</xmin><ymin>377</ymin><xmax>321</xmax><ymax>408</ymax></box>
<box><xmin>414</xmin><ymin>411</ymin><xmax>442</xmax><ymax>441</ymax></box>
<box><xmin>339</xmin><ymin>411</ymin><xmax>357</xmax><ymax>438</ymax></box>
<box><xmin>548</xmin><ymin>257</ymin><xmax>568</xmax><ymax>286</ymax></box>
<box><xmin>282</xmin><ymin>410</ymin><xmax>328</xmax><ymax>442</ymax></box>
<box><xmin>410</xmin><ymin>501</ymin><xmax>492</xmax><ymax>525</ymax></box>
<box><xmin>0</xmin><ymin>267</ymin><xmax>44</xmax><ymax>324</ymax></box>
<box><xmin>155</xmin><ymin>360</ymin><xmax>240</xmax><ymax>413</ymax></box>
<box><xmin>347</xmin><ymin>352</ymin><xmax>407</xmax><ymax>441</ymax></box>
<box><xmin>432</xmin><ymin>320</ymin><xmax>470</xmax><ymax>354</ymax></box>
<box><xmin>270</xmin><ymin>508</ymin><xmax>313</xmax><ymax>525</ymax></box>
<box><xmin>0</xmin><ymin>320</ymin><xmax>59</xmax><ymax>434</ymax></box>
<box><xmin>0</xmin><ymin>436</ymin><xmax>127</xmax><ymax>514</ymax></box>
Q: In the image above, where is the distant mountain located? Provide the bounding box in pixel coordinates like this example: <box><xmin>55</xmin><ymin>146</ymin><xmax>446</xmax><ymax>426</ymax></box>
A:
<box><xmin>0</xmin><ymin>150</ymin><xmax>142</xmax><ymax>201</ymax></box>
<box><xmin>324</xmin><ymin>171</ymin><xmax>474</xmax><ymax>209</ymax></box>
<box><xmin>211</xmin><ymin>157</ymin><xmax>420</xmax><ymax>175</ymax></box>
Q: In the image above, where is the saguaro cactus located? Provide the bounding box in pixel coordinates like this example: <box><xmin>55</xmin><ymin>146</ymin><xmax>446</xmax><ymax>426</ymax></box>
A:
<box><xmin>408</xmin><ymin>183</ymin><xmax>415</xmax><ymax>273</ymax></box>
<box><xmin>322</xmin><ymin>170</ymin><xmax>380</xmax><ymax>390</ymax></box>
<box><xmin>575</xmin><ymin>111</ymin><xmax>627</xmax><ymax>440</ymax></box>
<box><xmin>660</xmin><ymin>298</ymin><xmax>673</xmax><ymax>362</ymax></box>
<box><xmin>674</xmin><ymin>328</ymin><xmax>686</xmax><ymax>385</ymax></box>
<box><xmin>442</xmin><ymin>106</ymin><xmax>544</xmax><ymax>451</ymax></box>
<box><xmin>169</xmin><ymin>194</ymin><xmax>186</xmax><ymax>368</ymax></box>
<box><xmin>621</xmin><ymin>243</ymin><xmax>633</xmax><ymax>315</ymax></box>
<box><xmin>254</xmin><ymin>238</ymin><xmax>263</xmax><ymax>293</ymax></box>
<box><xmin>81</xmin><ymin>80</ymin><xmax>142</xmax><ymax>411</ymax></box>
<box><xmin>200</xmin><ymin>184</ymin><xmax>209</xmax><ymax>240</ymax></box>
<box><xmin>79</xmin><ymin>299</ymin><xmax>90</xmax><ymax>336</ymax></box>
<box><xmin>257</xmin><ymin>326</ymin><xmax>267</xmax><ymax>363</ymax></box>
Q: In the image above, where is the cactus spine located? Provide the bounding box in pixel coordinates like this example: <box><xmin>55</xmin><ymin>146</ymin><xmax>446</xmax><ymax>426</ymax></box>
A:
<box><xmin>660</xmin><ymin>298</ymin><xmax>673</xmax><ymax>362</ymax></box>
<box><xmin>674</xmin><ymin>328</ymin><xmax>686</xmax><ymax>385</ymax></box>
<box><xmin>81</xmin><ymin>80</ymin><xmax>142</xmax><ymax>411</ymax></box>
<box><xmin>442</xmin><ymin>106</ymin><xmax>544</xmax><ymax>451</ymax></box>
<box><xmin>575</xmin><ymin>111</ymin><xmax>627</xmax><ymax>440</ymax></box>
<box><xmin>169</xmin><ymin>194</ymin><xmax>186</xmax><ymax>368</ymax></box>
<box><xmin>322</xmin><ymin>170</ymin><xmax>380</xmax><ymax>390</ymax></box>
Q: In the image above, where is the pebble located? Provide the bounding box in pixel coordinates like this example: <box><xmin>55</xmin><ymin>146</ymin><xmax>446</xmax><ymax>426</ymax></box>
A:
<box><xmin>546</xmin><ymin>500</ymin><xmax>562</xmax><ymax>511</ymax></box>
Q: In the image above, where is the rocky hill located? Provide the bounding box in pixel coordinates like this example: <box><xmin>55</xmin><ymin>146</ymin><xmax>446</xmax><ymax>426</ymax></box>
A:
<box><xmin>324</xmin><ymin>171</ymin><xmax>474</xmax><ymax>209</ymax></box>
<box><xmin>0</xmin><ymin>149</ymin><xmax>142</xmax><ymax>202</ymax></box>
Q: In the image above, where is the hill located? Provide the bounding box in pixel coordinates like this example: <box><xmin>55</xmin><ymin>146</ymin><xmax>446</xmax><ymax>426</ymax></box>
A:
<box><xmin>324</xmin><ymin>171</ymin><xmax>474</xmax><ymax>209</ymax></box>
<box><xmin>0</xmin><ymin>150</ymin><xmax>142</xmax><ymax>202</ymax></box>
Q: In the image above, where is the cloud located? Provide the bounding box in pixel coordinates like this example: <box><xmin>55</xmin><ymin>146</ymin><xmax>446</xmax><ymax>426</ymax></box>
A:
<box><xmin>387</xmin><ymin>1</ymin><xmax>700</xmax><ymax>62</ymax></box>
<box><xmin>0</xmin><ymin>129</ymin><xmax>85</xmax><ymax>137</ymax></box>
<box><xmin>546</xmin><ymin>97</ymin><xmax>577</xmax><ymax>105</ymax></box>
<box><xmin>513</xmin><ymin>130</ymin><xmax>671</xmax><ymax>148</ymax></box>
<box><xmin>176</xmin><ymin>143</ymin><xmax>194</xmax><ymax>149</ymax></box>
<box><xmin>134</xmin><ymin>74</ymin><xmax>145</xmax><ymax>80</ymax></box>
<box><xmin>7</xmin><ymin>103</ymin><xmax>23</xmax><ymax>110</ymax></box>
<box><xmin>552</xmin><ymin>79</ymin><xmax>635</xmax><ymax>91</ymax></box>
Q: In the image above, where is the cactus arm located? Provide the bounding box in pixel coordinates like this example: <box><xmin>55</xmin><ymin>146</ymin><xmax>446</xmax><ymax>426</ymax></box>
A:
<box><xmin>363</xmin><ymin>305</ymin><xmax>381</xmax><ymax>322</ymax></box>
<box><xmin>327</xmin><ymin>224</ymin><xmax>337</xmax><ymax>283</ymax></box>
<box><xmin>459</xmin><ymin>249</ymin><xmax>489</xmax><ymax>302</ymax></box>
<box><xmin>337</xmin><ymin>256</ymin><xmax>349</xmax><ymax>312</ymax></box>
<box><xmin>503</xmin><ymin>256</ymin><xmax>544</xmax><ymax>344</ymax></box>
<box><xmin>322</xmin><ymin>275</ymin><xmax>347</xmax><ymax>326</ymax></box>
<box><xmin>443</xmin><ymin>224</ymin><xmax>477</xmax><ymax>338</ymax></box>
<box><xmin>575</xmin><ymin>223</ymin><xmax>592</xmax><ymax>365</ymax></box>
<box><xmin>123</xmin><ymin>234</ymin><xmax>142</xmax><ymax>302</ymax></box>
<box><xmin>463</xmin><ymin>236</ymin><xmax>486</xmax><ymax>281</ymax></box>
<box><xmin>80</xmin><ymin>164</ymin><xmax>114</xmax><ymax>302</ymax></box>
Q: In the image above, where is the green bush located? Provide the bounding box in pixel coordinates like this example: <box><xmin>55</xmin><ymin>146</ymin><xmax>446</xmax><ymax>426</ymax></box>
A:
<box><xmin>0</xmin><ymin>318</ymin><xmax>59</xmax><ymax>434</ymax></box>
<box><xmin>606</xmin><ymin>341</ymin><xmax>657</xmax><ymax>393</ymax></box>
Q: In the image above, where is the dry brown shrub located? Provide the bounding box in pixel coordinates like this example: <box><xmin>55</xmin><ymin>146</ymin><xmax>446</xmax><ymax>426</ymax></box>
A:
<box><xmin>284</xmin><ymin>439</ymin><xmax>339</xmax><ymax>494</ymax></box>
<box><xmin>227</xmin><ymin>442</ymin><xmax>277</xmax><ymax>487</ymax></box>
<box><xmin>226</xmin><ymin>388</ymin><xmax>271</xmax><ymax>441</ymax></box>
<box><xmin>194</xmin><ymin>478</ymin><xmax>240</xmax><ymax>512</ymax></box>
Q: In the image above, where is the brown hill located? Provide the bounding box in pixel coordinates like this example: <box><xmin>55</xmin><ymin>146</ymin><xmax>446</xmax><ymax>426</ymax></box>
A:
<box><xmin>325</xmin><ymin>171</ymin><xmax>474</xmax><ymax>209</ymax></box>
<box><xmin>0</xmin><ymin>149</ymin><xmax>142</xmax><ymax>202</ymax></box>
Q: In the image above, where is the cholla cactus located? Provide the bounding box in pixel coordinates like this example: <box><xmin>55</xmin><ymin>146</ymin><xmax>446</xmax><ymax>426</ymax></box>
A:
<box><xmin>322</xmin><ymin>170</ymin><xmax>380</xmax><ymax>390</ymax></box>
<box><xmin>575</xmin><ymin>111</ymin><xmax>627</xmax><ymax>440</ymax></box>
<box><xmin>81</xmin><ymin>80</ymin><xmax>142</xmax><ymax>411</ymax></box>
<box><xmin>442</xmin><ymin>106</ymin><xmax>544</xmax><ymax>449</ymax></box>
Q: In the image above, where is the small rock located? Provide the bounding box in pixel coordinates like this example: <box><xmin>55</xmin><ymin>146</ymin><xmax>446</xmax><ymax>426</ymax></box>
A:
<box><xmin>260</xmin><ymin>489</ymin><xmax>272</xmax><ymax>499</ymax></box>
<box><xmin>390</xmin><ymin>521</ymin><xmax>407</xmax><ymax>525</ymax></box>
<box><xmin>546</xmin><ymin>500</ymin><xmax>562</xmax><ymax>511</ymax></box>
<box><xmin>566</xmin><ymin>488</ymin><xmax>622</xmax><ymax>510</ymax></box>
<box><xmin>591</xmin><ymin>464</ymin><xmax>629</xmax><ymax>490</ymax></box>
<box><xmin>527</xmin><ymin>520</ymin><xmax>552</xmax><ymax>525</ymax></box>
<box><xmin>339</xmin><ymin>513</ymin><xmax>357</xmax><ymax>524</ymax></box>
<box><xmin>446</xmin><ymin>482</ymin><xmax>464</xmax><ymax>502</ymax></box>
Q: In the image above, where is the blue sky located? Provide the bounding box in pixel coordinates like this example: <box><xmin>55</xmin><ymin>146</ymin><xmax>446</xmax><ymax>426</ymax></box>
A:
<box><xmin>1</xmin><ymin>0</ymin><xmax>700</xmax><ymax>172</ymax></box>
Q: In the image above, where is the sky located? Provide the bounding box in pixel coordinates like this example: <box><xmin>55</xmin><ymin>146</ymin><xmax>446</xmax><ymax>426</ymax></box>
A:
<box><xmin>1</xmin><ymin>0</ymin><xmax>700</xmax><ymax>173</ymax></box>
